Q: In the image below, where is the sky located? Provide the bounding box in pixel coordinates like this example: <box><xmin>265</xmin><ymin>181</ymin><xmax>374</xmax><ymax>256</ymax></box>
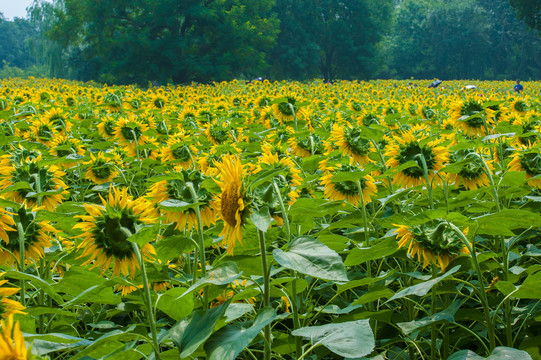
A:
<box><xmin>0</xmin><ymin>0</ymin><xmax>36</xmax><ymax>20</ymax></box>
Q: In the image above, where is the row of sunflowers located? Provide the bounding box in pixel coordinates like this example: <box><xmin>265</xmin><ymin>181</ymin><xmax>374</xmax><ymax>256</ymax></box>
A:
<box><xmin>0</xmin><ymin>77</ymin><xmax>540</xmax><ymax>359</ymax></box>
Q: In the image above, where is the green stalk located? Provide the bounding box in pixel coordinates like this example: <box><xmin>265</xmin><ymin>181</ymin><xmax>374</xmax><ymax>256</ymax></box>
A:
<box><xmin>258</xmin><ymin>230</ymin><xmax>271</xmax><ymax>360</ymax></box>
<box><xmin>131</xmin><ymin>241</ymin><xmax>161</xmax><ymax>360</ymax></box>
<box><xmin>431</xmin><ymin>265</ymin><xmax>438</xmax><ymax>360</ymax></box>
<box><xmin>288</xmin><ymin>103</ymin><xmax>298</xmax><ymax>131</ymax></box>
<box><xmin>419</xmin><ymin>154</ymin><xmax>434</xmax><ymax>210</ymax></box>
<box><xmin>187</xmin><ymin>182</ymin><xmax>208</xmax><ymax>310</ymax></box>
<box><xmin>16</xmin><ymin>221</ymin><xmax>26</xmax><ymax>307</ymax></box>
<box><xmin>272</xmin><ymin>181</ymin><xmax>301</xmax><ymax>358</ymax></box>
<box><xmin>448</xmin><ymin>223</ymin><xmax>495</xmax><ymax>352</ymax></box>
<box><xmin>474</xmin><ymin>153</ymin><xmax>513</xmax><ymax>344</ymax></box>
<box><xmin>357</xmin><ymin>178</ymin><xmax>374</xmax><ymax>312</ymax></box>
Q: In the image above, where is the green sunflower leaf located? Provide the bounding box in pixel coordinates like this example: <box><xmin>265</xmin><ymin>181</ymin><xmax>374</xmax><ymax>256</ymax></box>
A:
<box><xmin>127</xmin><ymin>223</ymin><xmax>160</xmax><ymax>246</ymax></box>
<box><xmin>205</xmin><ymin>307</ymin><xmax>277</xmax><ymax>360</ymax></box>
<box><xmin>345</xmin><ymin>237</ymin><xmax>399</xmax><ymax>266</ymax></box>
<box><xmin>158</xmin><ymin>199</ymin><xmax>205</xmax><ymax>211</ymax></box>
<box><xmin>273</xmin><ymin>236</ymin><xmax>348</xmax><ymax>282</ymax></box>
<box><xmin>250</xmin><ymin>206</ymin><xmax>272</xmax><ymax>232</ymax></box>
<box><xmin>168</xmin><ymin>300</ymin><xmax>230</xmax><ymax>358</ymax></box>
<box><xmin>448</xmin><ymin>347</ymin><xmax>533</xmax><ymax>360</ymax></box>
<box><xmin>475</xmin><ymin>209</ymin><xmax>541</xmax><ymax>236</ymax></box>
<box><xmin>292</xmin><ymin>319</ymin><xmax>375</xmax><ymax>358</ymax></box>
<box><xmin>0</xmin><ymin>181</ymin><xmax>31</xmax><ymax>195</ymax></box>
<box><xmin>387</xmin><ymin>265</ymin><xmax>461</xmax><ymax>302</ymax></box>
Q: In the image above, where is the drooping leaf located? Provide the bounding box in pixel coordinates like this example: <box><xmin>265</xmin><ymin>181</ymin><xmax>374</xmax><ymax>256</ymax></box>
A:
<box><xmin>387</xmin><ymin>266</ymin><xmax>461</xmax><ymax>302</ymax></box>
<box><xmin>292</xmin><ymin>319</ymin><xmax>375</xmax><ymax>358</ymax></box>
<box><xmin>205</xmin><ymin>307</ymin><xmax>277</xmax><ymax>360</ymax></box>
<box><xmin>273</xmin><ymin>236</ymin><xmax>348</xmax><ymax>282</ymax></box>
<box><xmin>169</xmin><ymin>300</ymin><xmax>230</xmax><ymax>358</ymax></box>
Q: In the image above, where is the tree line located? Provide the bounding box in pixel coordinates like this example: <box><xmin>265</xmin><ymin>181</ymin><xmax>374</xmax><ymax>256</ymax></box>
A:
<box><xmin>0</xmin><ymin>0</ymin><xmax>539</xmax><ymax>84</ymax></box>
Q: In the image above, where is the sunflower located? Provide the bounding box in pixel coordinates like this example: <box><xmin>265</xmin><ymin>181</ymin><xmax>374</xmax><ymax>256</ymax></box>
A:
<box><xmin>84</xmin><ymin>152</ymin><xmax>119</xmax><ymax>185</ymax></box>
<box><xmin>113</xmin><ymin>115</ymin><xmax>149</xmax><ymax>145</ymax></box>
<box><xmin>288</xmin><ymin>133</ymin><xmax>324</xmax><ymax>158</ymax></box>
<box><xmin>510</xmin><ymin>99</ymin><xmax>529</xmax><ymax>114</ymax></box>
<box><xmin>394</xmin><ymin>221</ymin><xmax>470</xmax><ymax>271</ymax></box>
<box><xmin>320</xmin><ymin>164</ymin><xmax>377</xmax><ymax>206</ymax></box>
<box><xmin>272</xmin><ymin>94</ymin><xmax>305</xmax><ymax>123</ymax></box>
<box><xmin>0</xmin><ymin>276</ymin><xmax>25</xmax><ymax>318</ymax></box>
<box><xmin>446</xmin><ymin>151</ymin><xmax>493</xmax><ymax>190</ymax></box>
<box><xmin>49</xmin><ymin>136</ymin><xmax>85</xmax><ymax>168</ymax></box>
<box><xmin>449</xmin><ymin>98</ymin><xmax>493</xmax><ymax>137</ymax></box>
<box><xmin>159</xmin><ymin>136</ymin><xmax>196</xmax><ymax>169</ymax></box>
<box><xmin>28</xmin><ymin>117</ymin><xmax>57</xmax><ymax>146</ymax></box>
<box><xmin>147</xmin><ymin>168</ymin><xmax>216</xmax><ymax>231</ymax></box>
<box><xmin>212</xmin><ymin>154</ymin><xmax>249</xmax><ymax>254</ymax></box>
<box><xmin>204</xmin><ymin>122</ymin><xmax>231</xmax><ymax>145</ymax></box>
<box><xmin>329</xmin><ymin>124</ymin><xmax>374</xmax><ymax>165</ymax></box>
<box><xmin>0</xmin><ymin>155</ymin><xmax>70</xmax><ymax>211</ymax></box>
<box><xmin>259</xmin><ymin>151</ymin><xmax>302</xmax><ymax>205</ymax></box>
<box><xmin>509</xmin><ymin>148</ymin><xmax>541</xmax><ymax>188</ymax></box>
<box><xmin>0</xmin><ymin>315</ymin><xmax>33</xmax><ymax>360</ymax></box>
<box><xmin>74</xmin><ymin>187</ymin><xmax>157</xmax><ymax>277</ymax></box>
<box><xmin>97</xmin><ymin>115</ymin><xmax>117</xmax><ymax>139</ymax></box>
<box><xmin>385</xmin><ymin>130</ymin><xmax>448</xmax><ymax>188</ymax></box>
<box><xmin>42</xmin><ymin>107</ymin><xmax>71</xmax><ymax>136</ymax></box>
<box><xmin>0</xmin><ymin>209</ymin><xmax>56</xmax><ymax>266</ymax></box>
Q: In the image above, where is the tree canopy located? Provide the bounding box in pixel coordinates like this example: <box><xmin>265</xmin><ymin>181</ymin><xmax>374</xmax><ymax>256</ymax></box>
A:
<box><xmin>1</xmin><ymin>0</ymin><xmax>540</xmax><ymax>83</ymax></box>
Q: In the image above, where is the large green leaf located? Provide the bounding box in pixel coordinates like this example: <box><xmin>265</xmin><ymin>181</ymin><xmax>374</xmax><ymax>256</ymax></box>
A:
<box><xmin>24</xmin><ymin>333</ymin><xmax>92</xmax><ymax>355</ymax></box>
<box><xmin>273</xmin><ymin>236</ymin><xmax>348</xmax><ymax>282</ymax></box>
<box><xmin>179</xmin><ymin>261</ymin><xmax>241</xmax><ymax>298</ymax></box>
<box><xmin>387</xmin><ymin>266</ymin><xmax>460</xmax><ymax>302</ymax></box>
<box><xmin>5</xmin><ymin>271</ymin><xmax>63</xmax><ymax>304</ymax></box>
<box><xmin>475</xmin><ymin>210</ymin><xmax>541</xmax><ymax>236</ymax></box>
<box><xmin>292</xmin><ymin>319</ymin><xmax>375</xmax><ymax>358</ymax></box>
<box><xmin>169</xmin><ymin>300</ymin><xmax>230</xmax><ymax>358</ymax></box>
<box><xmin>512</xmin><ymin>271</ymin><xmax>541</xmax><ymax>299</ymax></box>
<box><xmin>448</xmin><ymin>347</ymin><xmax>532</xmax><ymax>360</ymax></box>
<box><xmin>251</xmin><ymin>206</ymin><xmax>272</xmax><ymax>232</ymax></box>
<box><xmin>397</xmin><ymin>301</ymin><xmax>461</xmax><ymax>337</ymax></box>
<box><xmin>205</xmin><ymin>307</ymin><xmax>277</xmax><ymax>360</ymax></box>
<box><xmin>345</xmin><ymin>237</ymin><xmax>398</xmax><ymax>266</ymax></box>
<box><xmin>157</xmin><ymin>287</ymin><xmax>194</xmax><ymax>321</ymax></box>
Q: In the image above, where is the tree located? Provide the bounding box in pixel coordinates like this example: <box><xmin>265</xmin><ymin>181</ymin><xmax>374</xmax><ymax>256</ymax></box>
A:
<box><xmin>509</xmin><ymin>0</ymin><xmax>541</xmax><ymax>33</ymax></box>
<box><xmin>0</xmin><ymin>13</ymin><xmax>39</xmax><ymax>70</ymax></box>
<box><xmin>388</xmin><ymin>0</ymin><xmax>493</xmax><ymax>79</ymax></box>
<box><xmin>269</xmin><ymin>0</ymin><xmax>393</xmax><ymax>82</ymax></box>
<box><xmin>47</xmin><ymin>0</ymin><xmax>279</xmax><ymax>84</ymax></box>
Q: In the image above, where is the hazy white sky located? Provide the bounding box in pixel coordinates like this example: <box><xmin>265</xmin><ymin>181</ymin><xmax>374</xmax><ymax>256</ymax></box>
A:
<box><xmin>0</xmin><ymin>0</ymin><xmax>35</xmax><ymax>20</ymax></box>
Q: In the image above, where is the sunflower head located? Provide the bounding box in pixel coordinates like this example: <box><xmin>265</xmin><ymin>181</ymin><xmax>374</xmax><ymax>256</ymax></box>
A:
<box><xmin>0</xmin><ymin>315</ymin><xmax>35</xmax><ymax>360</ymax></box>
<box><xmin>213</xmin><ymin>154</ymin><xmax>249</xmax><ymax>254</ymax></box>
<box><xmin>75</xmin><ymin>187</ymin><xmax>157</xmax><ymax>277</ymax></box>
<box><xmin>320</xmin><ymin>163</ymin><xmax>377</xmax><ymax>207</ymax></box>
<box><xmin>148</xmin><ymin>168</ymin><xmax>217</xmax><ymax>231</ymax></box>
<box><xmin>0</xmin><ymin>208</ymin><xmax>56</xmax><ymax>266</ymax></box>
<box><xmin>395</xmin><ymin>220</ymin><xmax>469</xmax><ymax>271</ymax></box>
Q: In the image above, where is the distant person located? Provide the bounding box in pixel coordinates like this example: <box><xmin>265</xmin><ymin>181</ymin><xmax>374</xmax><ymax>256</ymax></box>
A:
<box><xmin>514</xmin><ymin>80</ymin><xmax>523</xmax><ymax>93</ymax></box>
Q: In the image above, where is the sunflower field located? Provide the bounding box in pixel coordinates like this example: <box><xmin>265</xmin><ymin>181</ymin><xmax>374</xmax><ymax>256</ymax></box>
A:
<box><xmin>1</xmin><ymin>77</ymin><xmax>541</xmax><ymax>360</ymax></box>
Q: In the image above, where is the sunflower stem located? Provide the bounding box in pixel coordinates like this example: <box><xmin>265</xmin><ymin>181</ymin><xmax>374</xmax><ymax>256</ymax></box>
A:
<box><xmin>357</xmin><ymin>178</ymin><xmax>374</xmax><ymax>310</ymax></box>
<box><xmin>448</xmin><ymin>223</ymin><xmax>496</xmax><ymax>352</ymax></box>
<box><xmin>187</xmin><ymin>182</ymin><xmax>208</xmax><ymax>310</ymax></box>
<box><xmin>131</xmin><ymin>242</ymin><xmax>161</xmax><ymax>360</ymax></box>
<box><xmin>288</xmin><ymin>103</ymin><xmax>298</xmax><ymax>131</ymax></box>
<box><xmin>431</xmin><ymin>264</ymin><xmax>438</xmax><ymax>360</ymax></box>
<box><xmin>257</xmin><ymin>229</ymin><xmax>271</xmax><ymax>360</ymax></box>
<box><xmin>419</xmin><ymin>153</ymin><xmax>434</xmax><ymax>210</ymax></box>
<box><xmin>16</xmin><ymin>220</ymin><xmax>26</xmax><ymax>308</ymax></box>
<box><xmin>272</xmin><ymin>181</ymin><xmax>301</xmax><ymax>357</ymax></box>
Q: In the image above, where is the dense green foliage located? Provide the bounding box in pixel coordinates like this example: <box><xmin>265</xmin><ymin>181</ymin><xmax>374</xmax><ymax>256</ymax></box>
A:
<box><xmin>268</xmin><ymin>0</ymin><xmax>393</xmax><ymax>82</ymax></box>
<box><xmin>509</xmin><ymin>0</ymin><xmax>541</xmax><ymax>32</ymax></box>
<box><xmin>1</xmin><ymin>0</ymin><xmax>540</xmax><ymax>83</ymax></box>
